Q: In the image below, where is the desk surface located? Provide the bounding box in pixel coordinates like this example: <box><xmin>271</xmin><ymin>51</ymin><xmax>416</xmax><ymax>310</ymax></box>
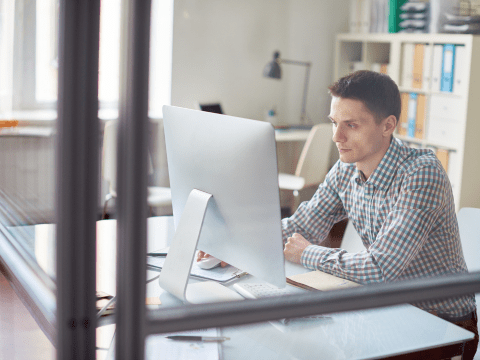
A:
<box><xmin>119</xmin><ymin>217</ymin><xmax>474</xmax><ymax>360</ymax></box>
<box><xmin>274</xmin><ymin>128</ymin><xmax>310</xmax><ymax>142</ymax></box>
<box><xmin>11</xmin><ymin>218</ymin><xmax>475</xmax><ymax>360</ymax></box>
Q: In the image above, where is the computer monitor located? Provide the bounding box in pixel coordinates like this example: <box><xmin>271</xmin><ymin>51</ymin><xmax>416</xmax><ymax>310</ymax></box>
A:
<box><xmin>160</xmin><ymin>105</ymin><xmax>285</xmax><ymax>303</ymax></box>
<box><xmin>197</xmin><ymin>102</ymin><xmax>224</xmax><ymax>114</ymax></box>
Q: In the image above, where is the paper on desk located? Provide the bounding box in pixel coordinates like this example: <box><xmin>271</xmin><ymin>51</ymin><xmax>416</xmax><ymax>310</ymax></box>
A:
<box><xmin>287</xmin><ymin>270</ymin><xmax>361</xmax><ymax>291</ymax></box>
<box><xmin>145</xmin><ymin>328</ymin><xmax>220</xmax><ymax>360</ymax></box>
<box><xmin>147</xmin><ymin>256</ymin><xmax>244</xmax><ymax>282</ymax></box>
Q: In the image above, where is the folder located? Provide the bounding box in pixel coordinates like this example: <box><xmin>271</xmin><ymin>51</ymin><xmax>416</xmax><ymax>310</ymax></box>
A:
<box><xmin>287</xmin><ymin>270</ymin><xmax>361</xmax><ymax>291</ymax></box>
<box><xmin>380</xmin><ymin>63</ymin><xmax>389</xmax><ymax>74</ymax></box>
<box><xmin>412</xmin><ymin>43</ymin><xmax>424</xmax><ymax>88</ymax></box>
<box><xmin>436</xmin><ymin>149</ymin><xmax>449</xmax><ymax>172</ymax></box>
<box><xmin>389</xmin><ymin>0</ymin><xmax>409</xmax><ymax>33</ymax></box>
<box><xmin>414</xmin><ymin>94</ymin><xmax>426</xmax><ymax>140</ymax></box>
<box><xmin>440</xmin><ymin>44</ymin><xmax>455</xmax><ymax>92</ymax></box>
<box><xmin>453</xmin><ymin>45</ymin><xmax>466</xmax><ymax>95</ymax></box>
<box><xmin>401</xmin><ymin>43</ymin><xmax>415</xmax><ymax>88</ymax></box>
<box><xmin>361</xmin><ymin>0</ymin><xmax>372</xmax><ymax>33</ymax></box>
<box><xmin>397</xmin><ymin>92</ymin><xmax>410</xmax><ymax>136</ymax></box>
<box><xmin>431</xmin><ymin>44</ymin><xmax>444</xmax><ymax>92</ymax></box>
<box><xmin>422</xmin><ymin>44</ymin><xmax>432</xmax><ymax>91</ymax></box>
<box><xmin>370</xmin><ymin>0</ymin><xmax>380</xmax><ymax>32</ymax></box>
<box><xmin>350</xmin><ymin>0</ymin><xmax>360</xmax><ymax>32</ymax></box>
<box><xmin>407</xmin><ymin>93</ymin><xmax>418</xmax><ymax>138</ymax></box>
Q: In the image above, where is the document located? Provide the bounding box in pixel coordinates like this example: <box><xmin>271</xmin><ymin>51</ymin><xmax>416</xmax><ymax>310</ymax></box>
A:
<box><xmin>145</xmin><ymin>328</ymin><xmax>220</xmax><ymax>360</ymax></box>
<box><xmin>147</xmin><ymin>256</ymin><xmax>245</xmax><ymax>282</ymax></box>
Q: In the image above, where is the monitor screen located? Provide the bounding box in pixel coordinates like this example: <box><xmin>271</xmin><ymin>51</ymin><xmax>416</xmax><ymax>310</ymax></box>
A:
<box><xmin>162</xmin><ymin>105</ymin><xmax>285</xmax><ymax>289</ymax></box>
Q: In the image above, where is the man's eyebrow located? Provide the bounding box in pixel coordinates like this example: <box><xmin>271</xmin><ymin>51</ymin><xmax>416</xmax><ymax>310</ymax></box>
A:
<box><xmin>328</xmin><ymin>116</ymin><xmax>362</xmax><ymax>123</ymax></box>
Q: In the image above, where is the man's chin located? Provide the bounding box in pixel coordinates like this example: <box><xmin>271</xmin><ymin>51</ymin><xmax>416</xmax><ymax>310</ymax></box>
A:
<box><xmin>339</xmin><ymin>153</ymin><xmax>356</xmax><ymax>164</ymax></box>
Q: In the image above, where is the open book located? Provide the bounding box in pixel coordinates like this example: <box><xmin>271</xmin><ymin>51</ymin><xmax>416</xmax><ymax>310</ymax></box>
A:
<box><xmin>287</xmin><ymin>270</ymin><xmax>361</xmax><ymax>291</ymax></box>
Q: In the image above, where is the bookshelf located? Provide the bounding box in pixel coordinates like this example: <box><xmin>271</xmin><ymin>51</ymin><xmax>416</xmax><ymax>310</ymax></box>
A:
<box><xmin>334</xmin><ymin>33</ymin><xmax>480</xmax><ymax>212</ymax></box>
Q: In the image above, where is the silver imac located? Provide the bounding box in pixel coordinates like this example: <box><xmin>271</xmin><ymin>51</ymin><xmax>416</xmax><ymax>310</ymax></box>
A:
<box><xmin>160</xmin><ymin>105</ymin><xmax>285</xmax><ymax>303</ymax></box>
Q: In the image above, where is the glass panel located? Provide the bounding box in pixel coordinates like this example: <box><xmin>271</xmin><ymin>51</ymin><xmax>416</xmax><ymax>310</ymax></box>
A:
<box><xmin>0</xmin><ymin>0</ymin><xmax>57</xmax><ymax>280</ymax></box>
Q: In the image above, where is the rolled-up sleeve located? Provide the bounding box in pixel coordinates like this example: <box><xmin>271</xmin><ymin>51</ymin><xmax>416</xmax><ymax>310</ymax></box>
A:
<box><xmin>282</xmin><ymin>162</ymin><xmax>347</xmax><ymax>245</ymax></box>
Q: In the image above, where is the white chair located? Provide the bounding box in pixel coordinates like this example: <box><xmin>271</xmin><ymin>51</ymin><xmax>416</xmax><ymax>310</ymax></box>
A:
<box><xmin>102</xmin><ymin>120</ymin><xmax>172</xmax><ymax>218</ymax></box>
<box><xmin>340</xmin><ymin>220</ymin><xmax>365</xmax><ymax>253</ymax></box>
<box><xmin>278</xmin><ymin>123</ymin><xmax>332</xmax><ymax>213</ymax></box>
<box><xmin>457</xmin><ymin>207</ymin><xmax>480</xmax><ymax>360</ymax></box>
<box><xmin>457</xmin><ymin>207</ymin><xmax>480</xmax><ymax>301</ymax></box>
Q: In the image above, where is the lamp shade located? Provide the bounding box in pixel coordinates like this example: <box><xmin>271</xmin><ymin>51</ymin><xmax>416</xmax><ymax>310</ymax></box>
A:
<box><xmin>263</xmin><ymin>51</ymin><xmax>281</xmax><ymax>79</ymax></box>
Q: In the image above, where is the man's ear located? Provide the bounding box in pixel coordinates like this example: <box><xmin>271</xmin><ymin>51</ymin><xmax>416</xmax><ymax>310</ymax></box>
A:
<box><xmin>383</xmin><ymin>115</ymin><xmax>397</xmax><ymax>137</ymax></box>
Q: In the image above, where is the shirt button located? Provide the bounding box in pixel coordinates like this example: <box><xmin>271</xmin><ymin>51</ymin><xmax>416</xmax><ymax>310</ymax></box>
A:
<box><xmin>365</xmin><ymin>195</ymin><xmax>371</xmax><ymax>200</ymax></box>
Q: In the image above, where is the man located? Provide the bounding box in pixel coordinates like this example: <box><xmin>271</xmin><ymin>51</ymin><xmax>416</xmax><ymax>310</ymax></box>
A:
<box><xmin>283</xmin><ymin>70</ymin><xmax>478</xmax><ymax>359</ymax></box>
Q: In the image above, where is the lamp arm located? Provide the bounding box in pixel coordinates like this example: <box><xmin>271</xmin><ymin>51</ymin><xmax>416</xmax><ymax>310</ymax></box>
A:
<box><xmin>278</xmin><ymin>58</ymin><xmax>312</xmax><ymax>124</ymax></box>
<box><xmin>280</xmin><ymin>59</ymin><xmax>311</xmax><ymax>67</ymax></box>
<box><xmin>300</xmin><ymin>63</ymin><xmax>311</xmax><ymax>124</ymax></box>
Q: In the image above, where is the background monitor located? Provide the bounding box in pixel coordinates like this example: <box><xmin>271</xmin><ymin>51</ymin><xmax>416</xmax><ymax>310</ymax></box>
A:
<box><xmin>162</xmin><ymin>105</ymin><xmax>285</xmax><ymax>289</ymax></box>
<box><xmin>197</xmin><ymin>102</ymin><xmax>224</xmax><ymax>114</ymax></box>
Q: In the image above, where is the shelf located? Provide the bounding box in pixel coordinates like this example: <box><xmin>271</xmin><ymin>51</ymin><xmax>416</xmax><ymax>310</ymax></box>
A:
<box><xmin>335</xmin><ymin>33</ymin><xmax>480</xmax><ymax>210</ymax></box>
<box><xmin>395</xmin><ymin>135</ymin><xmax>458</xmax><ymax>152</ymax></box>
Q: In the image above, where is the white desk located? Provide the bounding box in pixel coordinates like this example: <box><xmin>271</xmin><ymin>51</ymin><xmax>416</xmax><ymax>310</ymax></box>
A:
<box><xmin>275</xmin><ymin>128</ymin><xmax>310</xmax><ymax>142</ymax></box>
<box><xmin>129</xmin><ymin>217</ymin><xmax>474</xmax><ymax>359</ymax></box>
<box><xmin>12</xmin><ymin>218</ymin><xmax>474</xmax><ymax>360</ymax></box>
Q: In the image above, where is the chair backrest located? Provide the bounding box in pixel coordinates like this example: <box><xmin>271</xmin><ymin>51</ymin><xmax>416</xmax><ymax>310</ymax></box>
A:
<box><xmin>457</xmin><ymin>207</ymin><xmax>480</xmax><ymax>272</ymax></box>
<box><xmin>102</xmin><ymin>120</ymin><xmax>117</xmax><ymax>196</ymax></box>
<box><xmin>102</xmin><ymin>120</ymin><xmax>154</xmax><ymax>197</ymax></box>
<box><xmin>457</xmin><ymin>207</ymin><xmax>480</xmax><ymax>309</ymax></box>
<box><xmin>295</xmin><ymin>123</ymin><xmax>333</xmax><ymax>187</ymax></box>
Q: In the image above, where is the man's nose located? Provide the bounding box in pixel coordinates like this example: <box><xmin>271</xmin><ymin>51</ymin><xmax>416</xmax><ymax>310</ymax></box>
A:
<box><xmin>332</xmin><ymin>124</ymin><xmax>345</xmax><ymax>143</ymax></box>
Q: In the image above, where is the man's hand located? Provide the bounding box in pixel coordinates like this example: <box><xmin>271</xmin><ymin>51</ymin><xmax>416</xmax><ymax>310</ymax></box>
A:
<box><xmin>196</xmin><ymin>250</ymin><xmax>228</xmax><ymax>268</ymax></box>
<box><xmin>284</xmin><ymin>233</ymin><xmax>312</xmax><ymax>264</ymax></box>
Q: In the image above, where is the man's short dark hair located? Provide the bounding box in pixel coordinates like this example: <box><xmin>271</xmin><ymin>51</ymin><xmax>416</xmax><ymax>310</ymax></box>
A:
<box><xmin>328</xmin><ymin>70</ymin><xmax>401</xmax><ymax>124</ymax></box>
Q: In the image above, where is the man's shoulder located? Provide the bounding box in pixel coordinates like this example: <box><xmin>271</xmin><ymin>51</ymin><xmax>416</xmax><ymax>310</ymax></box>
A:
<box><xmin>396</xmin><ymin>145</ymin><xmax>444</xmax><ymax>178</ymax></box>
<box><xmin>397</xmin><ymin>149</ymin><xmax>448</xmax><ymax>186</ymax></box>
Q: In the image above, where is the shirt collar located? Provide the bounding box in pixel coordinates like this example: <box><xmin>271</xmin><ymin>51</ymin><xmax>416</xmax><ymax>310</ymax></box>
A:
<box><xmin>357</xmin><ymin>137</ymin><xmax>401</xmax><ymax>191</ymax></box>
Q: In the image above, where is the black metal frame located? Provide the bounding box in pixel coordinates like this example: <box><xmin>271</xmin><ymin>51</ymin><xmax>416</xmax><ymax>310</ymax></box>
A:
<box><xmin>114</xmin><ymin>0</ymin><xmax>152</xmax><ymax>359</ymax></box>
<box><xmin>56</xmin><ymin>1</ymin><xmax>101</xmax><ymax>359</ymax></box>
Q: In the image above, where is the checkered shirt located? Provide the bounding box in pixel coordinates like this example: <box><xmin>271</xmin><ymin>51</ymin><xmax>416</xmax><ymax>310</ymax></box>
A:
<box><xmin>282</xmin><ymin>137</ymin><xmax>476</xmax><ymax>318</ymax></box>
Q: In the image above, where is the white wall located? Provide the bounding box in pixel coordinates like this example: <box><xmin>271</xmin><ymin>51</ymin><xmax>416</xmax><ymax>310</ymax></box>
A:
<box><xmin>171</xmin><ymin>0</ymin><xmax>349</xmax><ymax>124</ymax></box>
<box><xmin>284</xmin><ymin>0</ymin><xmax>349</xmax><ymax>124</ymax></box>
<box><xmin>171</xmin><ymin>0</ymin><xmax>289</xmax><ymax>121</ymax></box>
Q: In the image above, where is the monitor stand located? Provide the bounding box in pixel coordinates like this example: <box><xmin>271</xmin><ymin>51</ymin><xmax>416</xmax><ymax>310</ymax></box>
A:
<box><xmin>158</xmin><ymin>189</ymin><xmax>244</xmax><ymax>304</ymax></box>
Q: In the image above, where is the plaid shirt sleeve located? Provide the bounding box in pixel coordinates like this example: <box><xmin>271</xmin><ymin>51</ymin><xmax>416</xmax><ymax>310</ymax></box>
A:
<box><xmin>299</xmin><ymin>163</ymin><xmax>447</xmax><ymax>284</ymax></box>
<box><xmin>282</xmin><ymin>161</ymin><xmax>348</xmax><ymax>245</ymax></box>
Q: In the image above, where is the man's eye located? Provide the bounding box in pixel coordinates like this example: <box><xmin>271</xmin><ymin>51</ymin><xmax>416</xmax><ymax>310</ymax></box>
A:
<box><xmin>348</xmin><ymin>124</ymin><xmax>356</xmax><ymax>129</ymax></box>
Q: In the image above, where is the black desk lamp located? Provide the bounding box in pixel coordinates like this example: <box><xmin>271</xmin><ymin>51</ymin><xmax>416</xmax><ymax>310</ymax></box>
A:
<box><xmin>263</xmin><ymin>51</ymin><xmax>311</xmax><ymax>124</ymax></box>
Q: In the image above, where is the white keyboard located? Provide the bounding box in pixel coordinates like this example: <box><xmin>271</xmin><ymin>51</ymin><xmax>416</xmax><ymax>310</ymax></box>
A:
<box><xmin>232</xmin><ymin>282</ymin><xmax>296</xmax><ymax>299</ymax></box>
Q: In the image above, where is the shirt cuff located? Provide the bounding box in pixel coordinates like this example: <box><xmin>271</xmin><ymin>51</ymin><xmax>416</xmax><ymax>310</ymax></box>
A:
<box><xmin>301</xmin><ymin>244</ymin><xmax>333</xmax><ymax>270</ymax></box>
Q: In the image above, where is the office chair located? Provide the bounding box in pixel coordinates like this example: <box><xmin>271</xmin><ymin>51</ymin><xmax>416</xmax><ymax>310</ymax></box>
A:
<box><xmin>340</xmin><ymin>221</ymin><xmax>365</xmax><ymax>253</ymax></box>
<box><xmin>102</xmin><ymin>120</ymin><xmax>172</xmax><ymax>219</ymax></box>
<box><xmin>457</xmin><ymin>207</ymin><xmax>480</xmax><ymax>303</ymax></box>
<box><xmin>278</xmin><ymin>123</ymin><xmax>332</xmax><ymax>213</ymax></box>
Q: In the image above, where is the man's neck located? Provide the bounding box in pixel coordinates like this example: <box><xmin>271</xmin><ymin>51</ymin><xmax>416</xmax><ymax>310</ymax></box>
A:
<box><xmin>356</xmin><ymin>141</ymin><xmax>391</xmax><ymax>180</ymax></box>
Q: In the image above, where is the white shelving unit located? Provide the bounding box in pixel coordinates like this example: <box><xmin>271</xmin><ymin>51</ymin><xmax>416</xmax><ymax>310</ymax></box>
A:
<box><xmin>334</xmin><ymin>33</ymin><xmax>480</xmax><ymax>211</ymax></box>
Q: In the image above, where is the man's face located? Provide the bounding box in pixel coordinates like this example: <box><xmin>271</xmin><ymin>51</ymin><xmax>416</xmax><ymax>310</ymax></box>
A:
<box><xmin>329</xmin><ymin>97</ymin><xmax>390</xmax><ymax>169</ymax></box>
